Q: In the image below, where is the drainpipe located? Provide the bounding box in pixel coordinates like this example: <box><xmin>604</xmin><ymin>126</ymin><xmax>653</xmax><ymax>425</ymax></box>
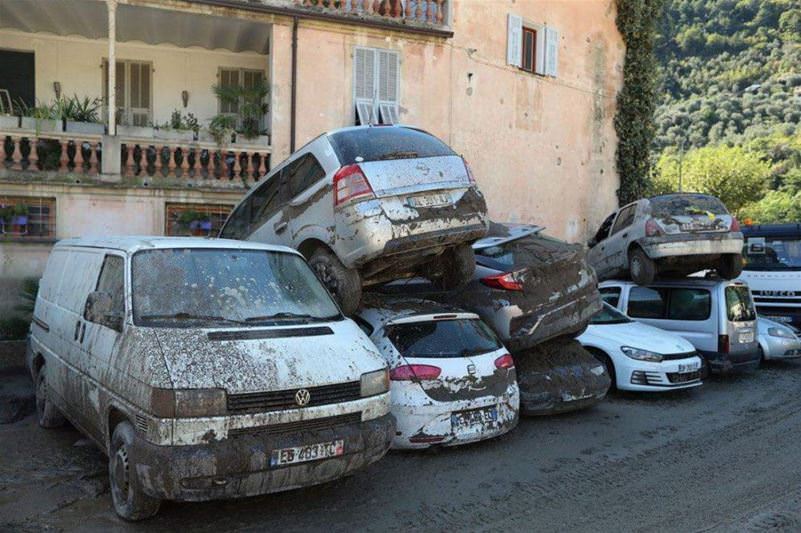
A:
<box><xmin>290</xmin><ymin>16</ymin><xmax>298</xmax><ymax>153</ymax></box>
<box><xmin>107</xmin><ymin>0</ymin><xmax>117</xmax><ymax>136</ymax></box>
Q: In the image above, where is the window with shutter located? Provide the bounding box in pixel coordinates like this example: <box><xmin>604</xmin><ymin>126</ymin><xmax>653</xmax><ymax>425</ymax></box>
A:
<box><xmin>509</xmin><ymin>18</ymin><xmax>558</xmax><ymax>78</ymax></box>
<box><xmin>545</xmin><ymin>27</ymin><xmax>560</xmax><ymax>77</ymax></box>
<box><xmin>102</xmin><ymin>60</ymin><xmax>152</xmax><ymax>126</ymax></box>
<box><xmin>353</xmin><ymin>46</ymin><xmax>399</xmax><ymax>125</ymax></box>
<box><xmin>217</xmin><ymin>68</ymin><xmax>266</xmax><ymax>130</ymax></box>
<box><xmin>507</xmin><ymin>13</ymin><xmax>523</xmax><ymax>67</ymax></box>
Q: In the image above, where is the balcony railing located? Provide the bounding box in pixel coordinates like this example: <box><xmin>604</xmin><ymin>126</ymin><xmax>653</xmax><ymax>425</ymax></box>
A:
<box><xmin>1</xmin><ymin>131</ymin><xmax>269</xmax><ymax>186</ymax></box>
<box><xmin>295</xmin><ymin>0</ymin><xmax>447</xmax><ymax>26</ymax></box>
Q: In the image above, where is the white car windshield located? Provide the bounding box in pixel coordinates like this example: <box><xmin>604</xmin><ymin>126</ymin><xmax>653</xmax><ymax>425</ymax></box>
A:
<box><xmin>132</xmin><ymin>248</ymin><xmax>341</xmax><ymax>327</ymax></box>
<box><xmin>591</xmin><ymin>303</ymin><xmax>632</xmax><ymax>325</ymax></box>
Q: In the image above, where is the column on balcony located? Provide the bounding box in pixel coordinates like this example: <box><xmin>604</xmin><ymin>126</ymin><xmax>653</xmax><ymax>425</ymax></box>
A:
<box><xmin>102</xmin><ymin>0</ymin><xmax>121</xmax><ymax>176</ymax></box>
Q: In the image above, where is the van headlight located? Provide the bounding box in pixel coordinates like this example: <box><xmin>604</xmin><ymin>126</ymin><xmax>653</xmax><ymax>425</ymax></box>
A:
<box><xmin>620</xmin><ymin>346</ymin><xmax>663</xmax><ymax>362</ymax></box>
<box><xmin>768</xmin><ymin>327</ymin><xmax>795</xmax><ymax>339</ymax></box>
<box><xmin>151</xmin><ymin>388</ymin><xmax>227</xmax><ymax>418</ymax></box>
<box><xmin>360</xmin><ymin>369</ymin><xmax>390</xmax><ymax>397</ymax></box>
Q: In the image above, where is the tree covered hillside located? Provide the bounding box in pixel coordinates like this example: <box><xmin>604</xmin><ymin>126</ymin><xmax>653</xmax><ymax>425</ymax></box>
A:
<box><xmin>651</xmin><ymin>0</ymin><xmax>801</xmax><ymax>222</ymax></box>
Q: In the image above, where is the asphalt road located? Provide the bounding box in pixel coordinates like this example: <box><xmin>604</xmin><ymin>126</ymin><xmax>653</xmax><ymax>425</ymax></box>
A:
<box><xmin>3</xmin><ymin>360</ymin><xmax>801</xmax><ymax>532</ymax></box>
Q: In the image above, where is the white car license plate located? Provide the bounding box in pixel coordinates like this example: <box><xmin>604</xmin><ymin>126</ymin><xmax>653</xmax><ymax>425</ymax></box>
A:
<box><xmin>678</xmin><ymin>362</ymin><xmax>699</xmax><ymax>373</ymax></box>
<box><xmin>408</xmin><ymin>193</ymin><xmax>450</xmax><ymax>208</ymax></box>
<box><xmin>739</xmin><ymin>331</ymin><xmax>755</xmax><ymax>343</ymax></box>
<box><xmin>270</xmin><ymin>440</ymin><xmax>344</xmax><ymax>467</ymax></box>
<box><xmin>451</xmin><ymin>406</ymin><xmax>498</xmax><ymax>432</ymax></box>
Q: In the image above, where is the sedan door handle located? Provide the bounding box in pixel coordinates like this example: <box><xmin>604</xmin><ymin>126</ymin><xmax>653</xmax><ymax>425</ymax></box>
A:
<box><xmin>74</xmin><ymin>320</ymin><xmax>81</xmax><ymax>341</ymax></box>
<box><xmin>274</xmin><ymin>221</ymin><xmax>288</xmax><ymax>234</ymax></box>
<box><xmin>79</xmin><ymin>323</ymin><xmax>86</xmax><ymax>344</ymax></box>
<box><xmin>621</xmin><ymin>233</ymin><xmax>628</xmax><ymax>239</ymax></box>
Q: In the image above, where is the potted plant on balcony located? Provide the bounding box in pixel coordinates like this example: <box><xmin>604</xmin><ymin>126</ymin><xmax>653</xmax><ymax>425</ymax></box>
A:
<box><xmin>176</xmin><ymin>209</ymin><xmax>212</xmax><ymax>236</ymax></box>
<box><xmin>19</xmin><ymin>100</ymin><xmax>62</xmax><ymax>134</ymax></box>
<box><xmin>155</xmin><ymin>110</ymin><xmax>199</xmax><ymax>142</ymax></box>
<box><xmin>212</xmin><ymin>81</ymin><xmax>270</xmax><ymax>146</ymax></box>
<box><xmin>116</xmin><ymin>116</ymin><xmax>155</xmax><ymax>139</ymax></box>
<box><xmin>61</xmin><ymin>95</ymin><xmax>105</xmax><ymax>135</ymax></box>
<box><xmin>208</xmin><ymin>114</ymin><xmax>237</xmax><ymax>148</ymax></box>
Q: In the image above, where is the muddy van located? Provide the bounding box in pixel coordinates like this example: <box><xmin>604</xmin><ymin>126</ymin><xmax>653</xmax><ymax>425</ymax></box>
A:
<box><xmin>27</xmin><ymin>237</ymin><xmax>394</xmax><ymax>520</ymax></box>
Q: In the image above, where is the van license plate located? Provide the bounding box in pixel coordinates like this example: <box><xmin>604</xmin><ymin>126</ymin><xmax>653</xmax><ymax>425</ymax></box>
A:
<box><xmin>678</xmin><ymin>362</ymin><xmax>699</xmax><ymax>373</ymax></box>
<box><xmin>739</xmin><ymin>332</ymin><xmax>754</xmax><ymax>343</ymax></box>
<box><xmin>408</xmin><ymin>193</ymin><xmax>450</xmax><ymax>208</ymax></box>
<box><xmin>270</xmin><ymin>440</ymin><xmax>344</xmax><ymax>467</ymax></box>
<box><xmin>451</xmin><ymin>406</ymin><xmax>498</xmax><ymax>432</ymax></box>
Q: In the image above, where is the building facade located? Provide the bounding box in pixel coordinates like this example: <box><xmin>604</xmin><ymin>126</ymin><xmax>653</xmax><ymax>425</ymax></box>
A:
<box><xmin>0</xmin><ymin>0</ymin><xmax>624</xmax><ymax>311</ymax></box>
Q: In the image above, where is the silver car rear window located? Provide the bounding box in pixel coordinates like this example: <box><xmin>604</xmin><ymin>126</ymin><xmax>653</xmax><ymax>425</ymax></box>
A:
<box><xmin>649</xmin><ymin>194</ymin><xmax>728</xmax><ymax>218</ymax></box>
<box><xmin>329</xmin><ymin>127</ymin><xmax>455</xmax><ymax>165</ymax></box>
<box><xmin>386</xmin><ymin>319</ymin><xmax>501</xmax><ymax>358</ymax></box>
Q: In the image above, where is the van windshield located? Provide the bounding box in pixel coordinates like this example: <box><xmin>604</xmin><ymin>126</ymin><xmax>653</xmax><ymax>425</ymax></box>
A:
<box><xmin>132</xmin><ymin>248</ymin><xmax>341</xmax><ymax>327</ymax></box>
<box><xmin>725</xmin><ymin>285</ymin><xmax>756</xmax><ymax>322</ymax></box>
<box><xmin>743</xmin><ymin>236</ymin><xmax>801</xmax><ymax>271</ymax></box>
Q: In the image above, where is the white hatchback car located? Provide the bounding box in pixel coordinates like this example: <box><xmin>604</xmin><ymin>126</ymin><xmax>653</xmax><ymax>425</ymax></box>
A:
<box><xmin>354</xmin><ymin>295</ymin><xmax>519</xmax><ymax>449</ymax></box>
<box><xmin>578</xmin><ymin>303</ymin><xmax>704</xmax><ymax>391</ymax></box>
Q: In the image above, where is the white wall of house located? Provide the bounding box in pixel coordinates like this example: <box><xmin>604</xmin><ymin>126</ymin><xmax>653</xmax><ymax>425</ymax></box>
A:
<box><xmin>0</xmin><ymin>29</ymin><xmax>269</xmax><ymax>127</ymax></box>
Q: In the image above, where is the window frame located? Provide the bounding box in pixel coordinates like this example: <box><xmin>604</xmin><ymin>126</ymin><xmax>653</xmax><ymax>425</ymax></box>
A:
<box><xmin>520</xmin><ymin>26</ymin><xmax>538</xmax><ymax>74</ymax></box>
<box><xmin>599</xmin><ymin>287</ymin><xmax>622</xmax><ymax>308</ymax></box>
<box><xmin>353</xmin><ymin>46</ymin><xmax>400</xmax><ymax>126</ymax></box>
<box><xmin>164</xmin><ymin>203</ymin><xmax>234</xmax><ymax>237</ymax></box>
<box><xmin>627</xmin><ymin>286</ymin><xmax>667</xmax><ymax>319</ymax></box>
<box><xmin>102</xmin><ymin>59</ymin><xmax>153</xmax><ymax>127</ymax></box>
<box><xmin>217</xmin><ymin>67</ymin><xmax>268</xmax><ymax>131</ymax></box>
<box><xmin>611</xmin><ymin>203</ymin><xmax>637</xmax><ymax>236</ymax></box>
<box><xmin>0</xmin><ymin>196</ymin><xmax>56</xmax><ymax>240</ymax></box>
<box><xmin>88</xmin><ymin>254</ymin><xmax>126</xmax><ymax>322</ymax></box>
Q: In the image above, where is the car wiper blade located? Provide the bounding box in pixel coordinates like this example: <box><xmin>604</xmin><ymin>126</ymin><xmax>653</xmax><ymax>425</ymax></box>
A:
<box><xmin>140</xmin><ymin>313</ymin><xmax>244</xmax><ymax>324</ymax></box>
<box><xmin>243</xmin><ymin>312</ymin><xmax>317</xmax><ymax>322</ymax></box>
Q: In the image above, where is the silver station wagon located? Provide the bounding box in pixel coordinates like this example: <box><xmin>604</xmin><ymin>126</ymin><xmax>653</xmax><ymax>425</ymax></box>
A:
<box><xmin>587</xmin><ymin>193</ymin><xmax>744</xmax><ymax>285</ymax></box>
<box><xmin>220</xmin><ymin>125</ymin><xmax>489</xmax><ymax>314</ymax></box>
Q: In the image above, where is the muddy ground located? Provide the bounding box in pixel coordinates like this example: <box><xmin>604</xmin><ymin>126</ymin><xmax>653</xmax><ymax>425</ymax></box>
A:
<box><xmin>3</xmin><ymin>361</ymin><xmax>801</xmax><ymax>532</ymax></box>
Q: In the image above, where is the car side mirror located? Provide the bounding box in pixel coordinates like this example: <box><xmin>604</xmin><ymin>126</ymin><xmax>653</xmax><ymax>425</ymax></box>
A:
<box><xmin>85</xmin><ymin>291</ymin><xmax>123</xmax><ymax>332</ymax></box>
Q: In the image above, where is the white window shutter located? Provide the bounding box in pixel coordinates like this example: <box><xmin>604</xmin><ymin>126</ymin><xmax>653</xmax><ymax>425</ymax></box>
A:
<box><xmin>377</xmin><ymin>50</ymin><xmax>400</xmax><ymax>124</ymax></box>
<box><xmin>545</xmin><ymin>27</ymin><xmax>559</xmax><ymax>77</ymax></box>
<box><xmin>507</xmin><ymin>13</ymin><xmax>523</xmax><ymax>67</ymax></box>
<box><xmin>354</xmin><ymin>47</ymin><xmax>377</xmax><ymax>125</ymax></box>
<box><xmin>535</xmin><ymin>29</ymin><xmax>546</xmax><ymax>75</ymax></box>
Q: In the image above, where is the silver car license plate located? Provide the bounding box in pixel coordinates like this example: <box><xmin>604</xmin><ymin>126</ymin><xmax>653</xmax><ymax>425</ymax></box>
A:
<box><xmin>270</xmin><ymin>439</ymin><xmax>344</xmax><ymax>467</ymax></box>
<box><xmin>408</xmin><ymin>193</ymin><xmax>450</xmax><ymax>208</ymax></box>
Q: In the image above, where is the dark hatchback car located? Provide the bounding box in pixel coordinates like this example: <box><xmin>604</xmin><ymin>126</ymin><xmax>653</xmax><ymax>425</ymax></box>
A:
<box><xmin>381</xmin><ymin>223</ymin><xmax>601</xmax><ymax>351</ymax></box>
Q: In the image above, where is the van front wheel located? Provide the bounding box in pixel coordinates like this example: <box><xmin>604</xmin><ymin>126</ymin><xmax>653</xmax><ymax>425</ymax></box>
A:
<box><xmin>717</xmin><ymin>253</ymin><xmax>744</xmax><ymax>280</ymax></box>
<box><xmin>35</xmin><ymin>367</ymin><xmax>65</xmax><ymax>429</ymax></box>
<box><xmin>110</xmin><ymin>421</ymin><xmax>161</xmax><ymax>521</ymax></box>
<box><xmin>309</xmin><ymin>247</ymin><xmax>362</xmax><ymax>315</ymax></box>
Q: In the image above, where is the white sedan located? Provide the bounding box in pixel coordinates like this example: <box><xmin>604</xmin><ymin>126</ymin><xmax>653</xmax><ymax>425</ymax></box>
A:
<box><xmin>578</xmin><ymin>303</ymin><xmax>704</xmax><ymax>392</ymax></box>
<box><xmin>355</xmin><ymin>295</ymin><xmax>519</xmax><ymax>449</ymax></box>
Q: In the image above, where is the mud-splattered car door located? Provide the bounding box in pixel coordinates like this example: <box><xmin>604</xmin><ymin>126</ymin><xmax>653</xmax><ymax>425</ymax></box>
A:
<box><xmin>79</xmin><ymin>253</ymin><xmax>126</xmax><ymax>444</ymax></box>
<box><xmin>244</xmin><ymin>170</ymin><xmax>293</xmax><ymax>247</ymax></box>
<box><xmin>602</xmin><ymin>203</ymin><xmax>638</xmax><ymax>277</ymax></box>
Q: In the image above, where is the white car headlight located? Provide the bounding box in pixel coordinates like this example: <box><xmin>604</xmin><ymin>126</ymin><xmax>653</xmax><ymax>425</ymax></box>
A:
<box><xmin>768</xmin><ymin>326</ymin><xmax>796</xmax><ymax>339</ymax></box>
<box><xmin>360</xmin><ymin>368</ymin><xmax>390</xmax><ymax>397</ymax></box>
<box><xmin>620</xmin><ymin>346</ymin><xmax>663</xmax><ymax>362</ymax></box>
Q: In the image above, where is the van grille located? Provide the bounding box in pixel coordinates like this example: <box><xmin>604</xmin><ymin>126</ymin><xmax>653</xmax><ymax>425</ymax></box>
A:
<box><xmin>228</xmin><ymin>412</ymin><xmax>361</xmax><ymax>437</ymax></box>
<box><xmin>227</xmin><ymin>381</ymin><xmax>362</xmax><ymax>413</ymax></box>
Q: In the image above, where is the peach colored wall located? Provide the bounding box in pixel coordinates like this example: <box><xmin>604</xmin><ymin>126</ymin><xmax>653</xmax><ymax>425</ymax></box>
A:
<box><xmin>275</xmin><ymin>0</ymin><xmax>623</xmax><ymax>243</ymax></box>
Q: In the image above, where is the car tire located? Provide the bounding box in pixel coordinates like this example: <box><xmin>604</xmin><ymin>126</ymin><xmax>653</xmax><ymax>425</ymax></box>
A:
<box><xmin>588</xmin><ymin>349</ymin><xmax>616</xmax><ymax>391</ymax></box>
<box><xmin>309</xmin><ymin>247</ymin><xmax>362</xmax><ymax>315</ymax></box>
<box><xmin>758</xmin><ymin>346</ymin><xmax>766</xmax><ymax>366</ymax></box>
<box><xmin>35</xmin><ymin>366</ymin><xmax>66</xmax><ymax>429</ymax></box>
<box><xmin>109</xmin><ymin>421</ymin><xmax>161</xmax><ymax>521</ymax></box>
<box><xmin>431</xmin><ymin>244</ymin><xmax>476</xmax><ymax>289</ymax></box>
<box><xmin>717</xmin><ymin>253</ymin><xmax>744</xmax><ymax>280</ymax></box>
<box><xmin>628</xmin><ymin>247</ymin><xmax>656</xmax><ymax>285</ymax></box>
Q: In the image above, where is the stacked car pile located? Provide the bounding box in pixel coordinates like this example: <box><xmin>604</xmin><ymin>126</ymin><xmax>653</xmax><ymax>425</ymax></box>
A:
<box><xmin>584</xmin><ymin>193</ymin><xmax>763</xmax><ymax>384</ymax></box>
<box><xmin>220</xmin><ymin>125</ymin><xmax>610</xmax><ymax>443</ymax></box>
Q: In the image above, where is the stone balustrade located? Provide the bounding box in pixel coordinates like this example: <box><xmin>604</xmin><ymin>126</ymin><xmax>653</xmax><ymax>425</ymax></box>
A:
<box><xmin>295</xmin><ymin>0</ymin><xmax>448</xmax><ymax>26</ymax></box>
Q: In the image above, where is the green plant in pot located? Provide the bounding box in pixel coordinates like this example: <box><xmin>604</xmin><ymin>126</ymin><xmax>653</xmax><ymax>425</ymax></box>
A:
<box><xmin>208</xmin><ymin>114</ymin><xmax>237</xmax><ymax>147</ymax></box>
<box><xmin>212</xmin><ymin>80</ymin><xmax>269</xmax><ymax>141</ymax></box>
<box><xmin>176</xmin><ymin>209</ymin><xmax>212</xmax><ymax>236</ymax></box>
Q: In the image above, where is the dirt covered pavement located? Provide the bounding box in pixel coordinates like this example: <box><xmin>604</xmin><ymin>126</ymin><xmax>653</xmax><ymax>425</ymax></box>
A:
<box><xmin>4</xmin><ymin>361</ymin><xmax>801</xmax><ymax>532</ymax></box>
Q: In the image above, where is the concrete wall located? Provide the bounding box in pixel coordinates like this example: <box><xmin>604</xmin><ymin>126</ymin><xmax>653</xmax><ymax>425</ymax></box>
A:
<box><xmin>0</xmin><ymin>29</ymin><xmax>269</xmax><ymax>127</ymax></box>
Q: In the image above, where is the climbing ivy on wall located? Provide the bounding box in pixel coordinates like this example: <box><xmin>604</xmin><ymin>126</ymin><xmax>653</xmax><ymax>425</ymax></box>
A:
<box><xmin>614</xmin><ymin>0</ymin><xmax>664</xmax><ymax>204</ymax></box>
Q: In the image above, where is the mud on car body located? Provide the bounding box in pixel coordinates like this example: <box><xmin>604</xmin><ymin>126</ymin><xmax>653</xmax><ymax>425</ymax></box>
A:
<box><xmin>219</xmin><ymin>125</ymin><xmax>489</xmax><ymax>314</ymax></box>
<box><xmin>587</xmin><ymin>193</ymin><xmax>744</xmax><ymax>285</ymax></box>
<box><xmin>26</xmin><ymin>237</ymin><xmax>394</xmax><ymax>520</ymax></box>
<box><xmin>513</xmin><ymin>338</ymin><xmax>610</xmax><ymax>415</ymax></box>
<box><xmin>380</xmin><ymin>223</ymin><xmax>601</xmax><ymax>352</ymax></box>
<box><xmin>354</xmin><ymin>295</ymin><xmax>519</xmax><ymax>449</ymax></box>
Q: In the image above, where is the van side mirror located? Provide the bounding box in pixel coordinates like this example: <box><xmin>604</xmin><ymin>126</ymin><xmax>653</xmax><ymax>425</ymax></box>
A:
<box><xmin>85</xmin><ymin>291</ymin><xmax>123</xmax><ymax>332</ymax></box>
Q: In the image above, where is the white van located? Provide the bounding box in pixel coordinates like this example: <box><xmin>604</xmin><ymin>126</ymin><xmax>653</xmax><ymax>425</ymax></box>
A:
<box><xmin>27</xmin><ymin>237</ymin><xmax>393</xmax><ymax>520</ymax></box>
<box><xmin>599</xmin><ymin>278</ymin><xmax>760</xmax><ymax>373</ymax></box>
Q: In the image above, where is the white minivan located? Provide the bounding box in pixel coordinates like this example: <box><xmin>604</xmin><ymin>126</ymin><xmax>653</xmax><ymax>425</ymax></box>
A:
<box><xmin>599</xmin><ymin>278</ymin><xmax>760</xmax><ymax>373</ymax></box>
<box><xmin>27</xmin><ymin>237</ymin><xmax>394</xmax><ymax>520</ymax></box>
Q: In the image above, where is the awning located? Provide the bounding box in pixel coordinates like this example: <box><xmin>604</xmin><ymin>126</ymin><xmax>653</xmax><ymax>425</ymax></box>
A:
<box><xmin>0</xmin><ymin>0</ymin><xmax>270</xmax><ymax>53</ymax></box>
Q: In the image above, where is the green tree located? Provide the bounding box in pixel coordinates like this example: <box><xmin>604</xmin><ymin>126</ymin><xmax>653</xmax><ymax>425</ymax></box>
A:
<box><xmin>652</xmin><ymin>145</ymin><xmax>770</xmax><ymax>212</ymax></box>
<box><xmin>740</xmin><ymin>190</ymin><xmax>801</xmax><ymax>223</ymax></box>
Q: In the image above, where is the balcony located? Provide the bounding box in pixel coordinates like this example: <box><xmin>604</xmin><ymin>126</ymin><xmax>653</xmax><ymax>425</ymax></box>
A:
<box><xmin>205</xmin><ymin>0</ymin><xmax>452</xmax><ymax>35</ymax></box>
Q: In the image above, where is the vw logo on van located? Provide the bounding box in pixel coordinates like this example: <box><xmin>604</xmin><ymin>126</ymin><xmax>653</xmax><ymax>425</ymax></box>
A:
<box><xmin>295</xmin><ymin>389</ymin><xmax>311</xmax><ymax>407</ymax></box>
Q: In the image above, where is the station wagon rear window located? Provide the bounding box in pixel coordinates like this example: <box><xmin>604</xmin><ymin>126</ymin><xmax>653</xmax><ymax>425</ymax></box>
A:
<box><xmin>725</xmin><ymin>285</ymin><xmax>756</xmax><ymax>322</ymax></box>
<box><xmin>131</xmin><ymin>248</ymin><xmax>340</xmax><ymax>327</ymax></box>
<box><xmin>386</xmin><ymin>319</ymin><xmax>501</xmax><ymax>358</ymax></box>
<box><xmin>649</xmin><ymin>194</ymin><xmax>728</xmax><ymax>218</ymax></box>
<box><xmin>329</xmin><ymin>128</ymin><xmax>455</xmax><ymax>165</ymax></box>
